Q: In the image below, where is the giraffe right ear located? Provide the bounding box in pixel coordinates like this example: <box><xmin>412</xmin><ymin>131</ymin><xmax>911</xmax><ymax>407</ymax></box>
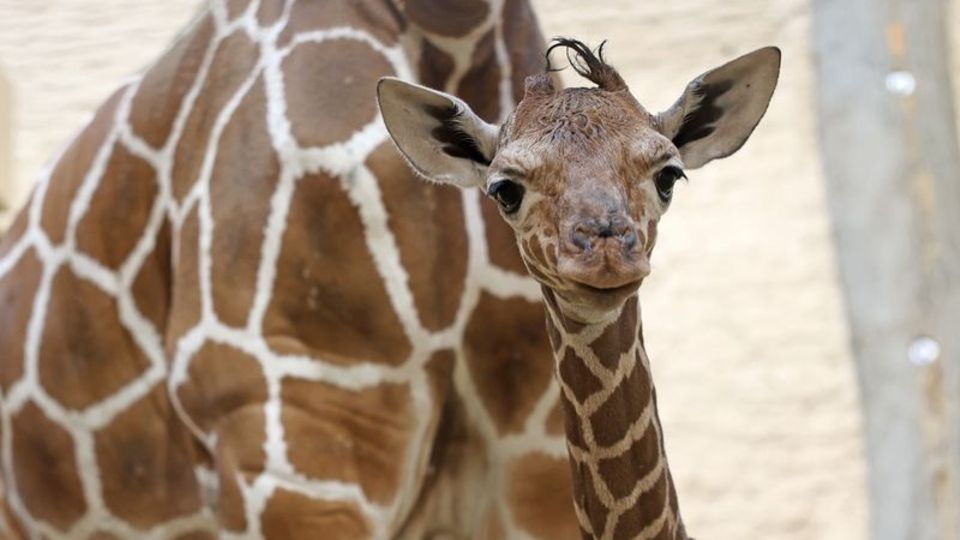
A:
<box><xmin>377</xmin><ymin>77</ymin><xmax>499</xmax><ymax>188</ymax></box>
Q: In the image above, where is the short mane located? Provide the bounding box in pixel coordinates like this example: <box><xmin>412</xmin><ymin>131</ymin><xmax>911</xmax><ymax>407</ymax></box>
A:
<box><xmin>545</xmin><ymin>37</ymin><xmax>627</xmax><ymax>92</ymax></box>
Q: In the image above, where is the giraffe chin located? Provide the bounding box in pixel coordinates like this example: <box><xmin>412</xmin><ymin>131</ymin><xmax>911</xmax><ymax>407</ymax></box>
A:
<box><xmin>556</xmin><ymin>274</ymin><xmax>646</xmax><ymax>317</ymax></box>
<box><xmin>552</xmin><ymin>280</ymin><xmax>641</xmax><ymax>322</ymax></box>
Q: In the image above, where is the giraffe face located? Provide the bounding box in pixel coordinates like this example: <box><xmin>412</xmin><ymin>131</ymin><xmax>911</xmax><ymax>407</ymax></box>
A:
<box><xmin>379</xmin><ymin>39</ymin><xmax>781</xmax><ymax>319</ymax></box>
<box><xmin>484</xmin><ymin>83</ymin><xmax>678</xmax><ymax>315</ymax></box>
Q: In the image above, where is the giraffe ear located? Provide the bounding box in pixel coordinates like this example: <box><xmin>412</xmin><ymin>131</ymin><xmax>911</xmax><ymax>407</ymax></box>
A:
<box><xmin>377</xmin><ymin>77</ymin><xmax>499</xmax><ymax>188</ymax></box>
<box><xmin>657</xmin><ymin>47</ymin><xmax>780</xmax><ymax>169</ymax></box>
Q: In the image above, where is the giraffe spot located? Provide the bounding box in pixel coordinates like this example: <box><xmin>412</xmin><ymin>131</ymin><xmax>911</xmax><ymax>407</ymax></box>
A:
<box><xmin>609</xmin><ymin>469</ymin><xmax>669</xmax><ymax>540</ymax></box>
<box><xmin>481</xmin><ymin>196</ymin><xmax>528</xmax><ymax>274</ymax></box>
<box><xmin>456</xmin><ymin>30</ymin><xmax>500</xmax><ymax>123</ymax></box>
<box><xmin>402</xmin><ymin>351</ymin><xmax>493</xmax><ymax>539</ymax></box>
<box><xmin>176</xmin><ymin>341</ymin><xmax>269</xmax><ymax>433</ymax></box>
<box><xmin>506</xmin><ymin>452</ymin><xmax>580</xmax><ymax>540</ymax></box>
<box><xmin>421</xmin><ymin>350</ymin><xmax>459</xmax><ymax>468</ymax></box>
<box><xmin>280</xmin><ymin>378</ymin><xmax>414</xmax><ymax>505</ymax></box>
<box><xmin>216</xmin><ymin>457</ymin><xmax>253</xmax><ymax>533</ymax></box>
<box><xmin>11</xmin><ymin>402</ymin><xmax>87</xmax><ymax>530</ymax></box>
<box><xmin>588</xmin><ymin>359</ymin><xmax>652</xmax><ymax>448</ymax></box>
<box><xmin>263</xmin><ymin>171</ymin><xmax>411</xmax><ymax>366</ymax></box>
<box><xmin>167</xmin><ymin>206</ymin><xmax>202</xmax><ymax>352</ymax></box>
<box><xmin>95</xmin><ymin>384</ymin><xmax>204</xmax><ymax>528</ymax></box>
<box><xmin>209</xmin><ymin>78</ymin><xmax>279</xmax><ymax>328</ymax></box>
<box><xmin>423</xmin><ymin>351</ymin><xmax>479</xmax><ymax>479</ymax></box>
<box><xmin>523</xmin><ymin>235</ymin><xmax>553</xmax><ymax>276</ymax></box>
<box><xmin>75</xmin><ymin>143</ymin><xmax>158</xmax><ymax>270</ymax></box>
<box><xmin>463</xmin><ymin>292</ymin><xmax>553</xmax><ymax>435</ymax></box>
<box><xmin>282</xmin><ymin>39</ymin><xmax>393</xmax><ymax>148</ymax></box>
<box><xmin>580</xmin><ymin>466</ymin><xmax>612</xmax><ymax>538</ymax></box>
<box><xmin>418</xmin><ymin>38</ymin><xmax>455</xmax><ymax>91</ymax></box>
<box><xmin>367</xmin><ymin>143</ymin><xmax>467</xmax><ymax>332</ymax></box>
<box><xmin>131</xmin><ymin>217</ymin><xmax>172</xmax><ymax>332</ymax></box>
<box><xmin>404</xmin><ymin>0</ymin><xmax>489</xmax><ymax>37</ymax></box>
<box><xmin>129</xmin><ymin>14</ymin><xmax>214</xmax><ymax>148</ymax></box>
<box><xmin>214</xmin><ymin>417</ymin><xmax>265</xmax><ymax>533</ymax></box>
<box><xmin>171</xmin><ymin>32</ymin><xmax>258</xmax><ymax>203</ymax></box>
<box><xmin>503</xmin><ymin>0</ymin><xmax>550</xmax><ymax>104</ymax></box>
<box><xmin>38</xmin><ymin>267</ymin><xmax>150</xmax><ymax>411</ymax></box>
<box><xmin>256</xmin><ymin>0</ymin><xmax>284</xmax><ymax>27</ymax></box>
<box><xmin>596</xmin><ymin>420</ymin><xmax>662</xmax><ymax>500</ymax></box>
<box><xmin>225</xmin><ymin>0</ymin><xmax>251</xmax><ymax>19</ymax></box>
<box><xmin>176</xmin><ymin>342</ymin><xmax>268</xmax><ymax>531</ymax></box>
<box><xmin>0</xmin><ymin>249</ymin><xmax>41</xmax><ymax>391</ymax></box>
<box><xmin>560</xmin><ymin>391</ymin><xmax>586</xmax><ymax>451</ymax></box>
<box><xmin>277</xmin><ymin>1</ymin><xmax>400</xmax><ymax>49</ymax></box>
<box><xmin>589</xmin><ymin>296</ymin><xmax>637</xmax><ymax>371</ymax></box>
<box><xmin>261</xmin><ymin>488</ymin><xmax>370</xmax><ymax>538</ymax></box>
<box><xmin>559</xmin><ymin>348</ymin><xmax>603</xmax><ymax>404</ymax></box>
<box><xmin>42</xmin><ymin>87</ymin><xmax>125</xmax><ymax>245</ymax></box>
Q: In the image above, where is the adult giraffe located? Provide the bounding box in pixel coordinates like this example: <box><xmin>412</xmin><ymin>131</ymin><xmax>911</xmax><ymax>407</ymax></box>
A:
<box><xmin>0</xmin><ymin>0</ymin><xmax>579</xmax><ymax>538</ymax></box>
<box><xmin>379</xmin><ymin>40</ymin><xmax>780</xmax><ymax>539</ymax></box>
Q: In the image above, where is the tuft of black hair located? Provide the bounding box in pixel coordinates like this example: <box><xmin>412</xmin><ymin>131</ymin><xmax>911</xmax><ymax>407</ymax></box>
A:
<box><xmin>544</xmin><ymin>37</ymin><xmax>627</xmax><ymax>91</ymax></box>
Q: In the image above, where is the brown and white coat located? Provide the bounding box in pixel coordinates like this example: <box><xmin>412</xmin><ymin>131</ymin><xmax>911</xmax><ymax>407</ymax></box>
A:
<box><xmin>0</xmin><ymin>0</ymin><xmax>583</xmax><ymax>538</ymax></box>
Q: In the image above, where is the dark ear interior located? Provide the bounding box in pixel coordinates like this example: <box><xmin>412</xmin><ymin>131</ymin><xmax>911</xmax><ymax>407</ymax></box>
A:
<box><xmin>658</xmin><ymin>47</ymin><xmax>781</xmax><ymax>169</ymax></box>
<box><xmin>672</xmin><ymin>79</ymin><xmax>735</xmax><ymax>149</ymax></box>
<box><xmin>376</xmin><ymin>77</ymin><xmax>499</xmax><ymax>187</ymax></box>
<box><xmin>423</xmin><ymin>104</ymin><xmax>492</xmax><ymax>166</ymax></box>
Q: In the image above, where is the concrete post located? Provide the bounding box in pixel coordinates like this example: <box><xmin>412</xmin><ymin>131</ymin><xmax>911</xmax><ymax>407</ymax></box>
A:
<box><xmin>812</xmin><ymin>0</ymin><xmax>960</xmax><ymax>538</ymax></box>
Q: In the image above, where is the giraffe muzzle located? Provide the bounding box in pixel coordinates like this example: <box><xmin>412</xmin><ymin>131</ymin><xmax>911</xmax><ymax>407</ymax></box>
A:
<box><xmin>558</xmin><ymin>216</ymin><xmax>650</xmax><ymax>294</ymax></box>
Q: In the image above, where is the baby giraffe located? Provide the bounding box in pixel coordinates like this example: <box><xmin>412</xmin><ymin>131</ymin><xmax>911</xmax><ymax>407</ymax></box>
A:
<box><xmin>379</xmin><ymin>39</ymin><xmax>779</xmax><ymax>540</ymax></box>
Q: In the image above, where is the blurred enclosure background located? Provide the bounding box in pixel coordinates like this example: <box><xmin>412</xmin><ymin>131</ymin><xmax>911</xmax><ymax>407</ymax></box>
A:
<box><xmin>1</xmin><ymin>0</ymin><xmax>959</xmax><ymax>539</ymax></box>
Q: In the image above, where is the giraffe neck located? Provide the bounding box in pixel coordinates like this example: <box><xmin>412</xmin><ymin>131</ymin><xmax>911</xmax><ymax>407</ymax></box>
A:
<box><xmin>543</xmin><ymin>289</ymin><xmax>688</xmax><ymax>540</ymax></box>
<box><xmin>397</xmin><ymin>0</ymin><xmax>541</xmax><ymax>122</ymax></box>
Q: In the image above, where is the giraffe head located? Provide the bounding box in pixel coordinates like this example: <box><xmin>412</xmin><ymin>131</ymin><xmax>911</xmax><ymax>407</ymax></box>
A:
<box><xmin>379</xmin><ymin>39</ymin><xmax>780</xmax><ymax>322</ymax></box>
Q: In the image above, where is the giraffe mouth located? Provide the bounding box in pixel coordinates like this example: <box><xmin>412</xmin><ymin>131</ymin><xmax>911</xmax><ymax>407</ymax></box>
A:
<box><xmin>557</xmin><ymin>253</ymin><xmax>651</xmax><ymax>296</ymax></box>
<box><xmin>569</xmin><ymin>278</ymin><xmax>643</xmax><ymax>297</ymax></box>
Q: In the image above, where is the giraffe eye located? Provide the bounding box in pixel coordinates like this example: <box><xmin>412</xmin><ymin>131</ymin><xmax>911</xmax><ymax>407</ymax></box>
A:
<box><xmin>487</xmin><ymin>180</ymin><xmax>525</xmax><ymax>214</ymax></box>
<box><xmin>655</xmin><ymin>165</ymin><xmax>685</xmax><ymax>203</ymax></box>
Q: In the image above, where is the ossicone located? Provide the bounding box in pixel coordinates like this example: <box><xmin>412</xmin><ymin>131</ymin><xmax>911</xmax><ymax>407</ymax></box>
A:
<box><xmin>524</xmin><ymin>72</ymin><xmax>557</xmax><ymax>98</ymax></box>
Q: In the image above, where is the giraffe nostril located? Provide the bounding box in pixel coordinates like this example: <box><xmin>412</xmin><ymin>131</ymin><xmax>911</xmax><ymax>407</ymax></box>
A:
<box><xmin>571</xmin><ymin>230</ymin><xmax>592</xmax><ymax>252</ymax></box>
<box><xmin>622</xmin><ymin>230</ymin><xmax>638</xmax><ymax>251</ymax></box>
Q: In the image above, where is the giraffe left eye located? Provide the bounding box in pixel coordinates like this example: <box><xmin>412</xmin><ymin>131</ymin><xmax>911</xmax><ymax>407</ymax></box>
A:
<box><xmin>655</xmin><ymin>166</ymin><xmax>685</xmax><ymax>203</ymax></box>
<box><xmin>487</xmin><ymin>180</ymin><xmax>525</xmax><ymax>214</ymax></box>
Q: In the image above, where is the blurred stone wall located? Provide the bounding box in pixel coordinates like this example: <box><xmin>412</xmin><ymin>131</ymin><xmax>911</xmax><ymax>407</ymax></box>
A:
<box><xmin>0</xmin><ymin>0</ymin><xmax>200</xmax><ymax>227</ymax></box>
<box><xmin>1</xmin><ymin>0</ymin><xmax>928</xmax><ymax>537</ymax></box>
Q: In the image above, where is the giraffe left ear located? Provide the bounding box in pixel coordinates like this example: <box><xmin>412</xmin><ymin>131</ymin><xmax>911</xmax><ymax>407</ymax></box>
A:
<box><xmin>658</xmin><ymin>47</ymin><xmax>781</xmax><ymax>169</ymax></box>
<box><xmin>377</xmin><ymin>77</ymin><xmax>499</xmax><ymax>188</ymax></box>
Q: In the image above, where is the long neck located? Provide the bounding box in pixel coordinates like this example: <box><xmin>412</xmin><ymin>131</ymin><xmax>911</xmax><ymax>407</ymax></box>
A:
<box><xmin>543</xmin><ymin>289</ymin><xmax>688</xmax><ymax>540</ymax></box>
<box><xmin>396</xmin><ymin>0</ymin><xmax>548</xmax><ymax>123</ymax></box>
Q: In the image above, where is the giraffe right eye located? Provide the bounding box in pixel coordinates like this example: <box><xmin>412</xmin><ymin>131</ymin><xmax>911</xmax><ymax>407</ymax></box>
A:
<box><xmin>654</xmin><ymin>165</ymin><xmax>685</xmax><ymax>204</ymax></box>
<box><xmin>487</xmin><ymin>180</ymin><xmax>525</xmax><ymax>214</ymax></box>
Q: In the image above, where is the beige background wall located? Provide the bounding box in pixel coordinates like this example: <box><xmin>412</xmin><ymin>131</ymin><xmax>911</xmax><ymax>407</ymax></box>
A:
<box><xmin>0</xmin><ymin>0</ymin><xmax>925</xmax><ymax>537</ymax></box>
